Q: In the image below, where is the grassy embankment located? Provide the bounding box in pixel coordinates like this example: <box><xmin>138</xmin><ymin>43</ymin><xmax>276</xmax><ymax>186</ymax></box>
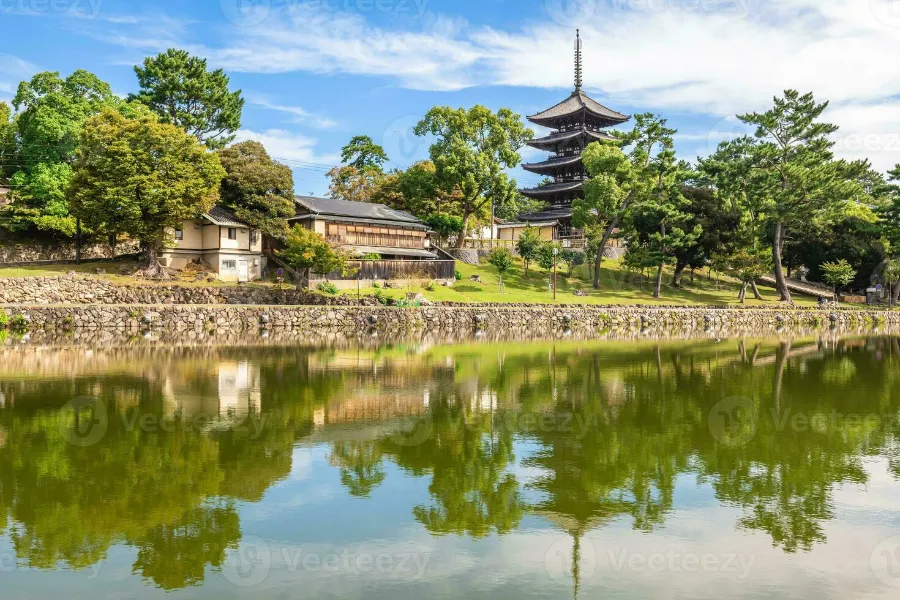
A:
<box><xmin>0</xmin><ymin>256</ymin><xmax>818</xmax><ymax>306</ymax></box>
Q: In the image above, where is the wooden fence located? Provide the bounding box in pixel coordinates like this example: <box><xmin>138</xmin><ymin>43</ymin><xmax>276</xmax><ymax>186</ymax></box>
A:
<box><xmin>310</xmin><ymin>259</ymin><xmax>457</xmax><ymax>282</ymax></box>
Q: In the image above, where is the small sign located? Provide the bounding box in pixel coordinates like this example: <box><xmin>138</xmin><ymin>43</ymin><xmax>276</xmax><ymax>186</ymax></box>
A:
<box><xmin>876</xmin><ymin>284</ymin><xmax>883</xmax><ymax>292</ymax></box>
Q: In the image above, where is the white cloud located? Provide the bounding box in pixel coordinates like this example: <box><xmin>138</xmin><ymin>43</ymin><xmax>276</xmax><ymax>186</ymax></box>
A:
<box><xmin>245</xmin><ymin>94</ymin><xmax>338</xmax><ymax>129</ymax></box>
<box><xmin>232</xmin><ymin>128</ymin><xmax>339</xmax><ymax>166</ymax></box>
<box><xmin>57</xmin><ymin>1</ymin><xmax>900</xmax><ymax>171</ymax></box>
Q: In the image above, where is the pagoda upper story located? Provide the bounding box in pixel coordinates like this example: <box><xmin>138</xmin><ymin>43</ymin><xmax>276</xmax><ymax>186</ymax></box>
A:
<box><xmin>519</xmin><ymin>30</ymin><xmax>629</xmax><ymax>207</ymax></box>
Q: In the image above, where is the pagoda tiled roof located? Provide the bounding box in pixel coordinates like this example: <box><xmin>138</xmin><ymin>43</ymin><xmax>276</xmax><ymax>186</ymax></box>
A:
<box><xmin>528</xmin><ymin>90</ymin><xmax>629</xmax><ymax>126</ymax></box>
<box><xmin>519</xmin><ymin>180</ymin><xmax>584</xmax><ymax>197</ymax></box>
<box><xmin>528</xmin><ymin>127</ymin><xmax>618</xmax><ymax>149</ymax></box>
<box><xmin>523</xmin><ymin>154</ymin><xmax>584</xmax><ymax>174</ymax></box>
<box><xmin>518</xmin><ymin>206</ymin><xmax>574</xmax><ymax>222</ymax></box>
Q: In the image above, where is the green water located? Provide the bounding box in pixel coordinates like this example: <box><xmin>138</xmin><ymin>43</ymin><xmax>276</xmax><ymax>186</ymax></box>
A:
<box><xmin>1</xmin><ymin>336</ymin><xmax>900</xmax><ymax>598</ymax></box>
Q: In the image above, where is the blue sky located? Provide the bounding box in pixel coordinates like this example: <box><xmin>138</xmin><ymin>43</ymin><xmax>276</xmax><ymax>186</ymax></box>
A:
<box><xmin>2</xmin><ymin>0</ymin><xmax>900</xmax><ymax>196</ymax></box>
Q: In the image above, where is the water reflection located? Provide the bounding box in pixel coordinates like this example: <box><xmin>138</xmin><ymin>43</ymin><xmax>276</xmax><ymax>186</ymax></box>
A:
<box><xmin>0</xmin><ymin>336</ymin><xmax>899</xmax><ymax>596</ymax></box>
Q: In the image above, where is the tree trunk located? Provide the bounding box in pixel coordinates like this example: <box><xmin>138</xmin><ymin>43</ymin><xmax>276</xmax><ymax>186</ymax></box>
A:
<box><xmin>671</xmin><ymin>262</ymin><xmax>687</xmax><ymax>287</ymax></box>
<box><xmin>892</xmin><ymin>280</ymin><xmax>900</xmax><ymax>306</ymax></box>
<box><xmin>750</xmin><ymin>280</ymin><xmax>763</xmax><ymax>300</ymax></box>
<box><xmin>772</xmin><ymin>220</ymin><xmax>792</xmax><ymax>303</ymax></box>
<box><xmin>738</xmin><ymin>282</ymin><xmax>747</xmax><ymax>303</ymax></box>
<box><xmin>592</xmin><ymin>202</ymin><xmax>631</xmax><ymax>289</ymax></box>
<box><xmin>455</xmin><ymin>211</ymin><xmax>471</xmax><ymax>248</ymax></box>
<box><xmin>653</xmin><ymin>263</ymin><xmax>664</xmax><ymax>298</ymax></box>
<box><xmin>135</xmin><ymin>243</ymin><xmax>171</xmax><ymax>280</ymax></box>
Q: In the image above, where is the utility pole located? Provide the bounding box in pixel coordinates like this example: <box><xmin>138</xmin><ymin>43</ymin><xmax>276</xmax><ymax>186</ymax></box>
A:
<box><xmin>553</xmin><ymin>246</ymin><xmax>558</xmax><ymax>300</ymax></box>
<box><xmin>75</xmin><ymin>218</ymin><xmax>82</xmax><ymax>265</ymax></box>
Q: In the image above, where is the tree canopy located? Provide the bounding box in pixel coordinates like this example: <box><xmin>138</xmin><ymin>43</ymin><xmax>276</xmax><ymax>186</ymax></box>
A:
<box><xmin>1</xmin><ymin>70</ymin><xmax>120</xmax><ymax>236</ymax></box>
<box><xmin>217</xmin><ymin>141</ymin><xmax>295</xmax><ymax>238</ymax></box>
<box><xmin>68</xmin><ymin>109</ymin><xmax>225</xmax><ymax>277</ymax></box>
<box><xmin>414</xmin><ymin>105</ymin><xmax>532</xmax><ymax>247</ymax></box>
<box><xmin>130</xmin><ymin>49</ymin><xmax>244</xmax><ymax>150</ymax></box>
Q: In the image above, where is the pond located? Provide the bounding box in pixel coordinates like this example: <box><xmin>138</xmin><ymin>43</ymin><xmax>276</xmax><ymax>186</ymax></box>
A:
<box><xmin>1</xmin><ymin>335</ymin><xmax>900</xmax><ymax>598</ymax></box>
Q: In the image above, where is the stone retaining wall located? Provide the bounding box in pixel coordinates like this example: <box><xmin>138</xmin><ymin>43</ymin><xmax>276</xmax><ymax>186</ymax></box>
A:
<box><xmin>0</xmin><ymin>240</ymin><xmax>140</xmax><ymax>264</ymax></box>
<box><xmin>0</xmin><ymin>276</ymin><xmax>353</xmax><ymax>306</ymax></box>
<box><xmin>2</xmin><ymin>304</ymin><xmax>897</xmax><ymax>339</ymax></box>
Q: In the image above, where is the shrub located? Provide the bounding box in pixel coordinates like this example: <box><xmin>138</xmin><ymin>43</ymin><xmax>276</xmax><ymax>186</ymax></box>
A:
<box><xmin>373</xmin><ymin>282</ymin><xmax>382</xmax><ymax>289</ymax></box>
<box><xmin>423</xmin><ymin>280</ymin><xmax>436</xmax><ymax>292</ymax></box>
<box><xmin>0</xmin><ymin>311</ymin><xmax>7</xmax><ymax>328</ymax></box>
<box><xmin>487</xmin><ymin>247</ymin><xmax>515</xmax><ymax>292</ymax></box>
<box><xmin>317</xmin><ymin>281</ymin><xmax>339</xmax><ymax>295</ymax></box>
<box><xmin>10</xmin><ymin>314</ymin><xmax>29</xmax><ymax>333</ymax></box>
<box><xmin>373</xmin><ymin>289</ymin><xmax>389</xmax><ymax>305</ymax></box>
<box><xmin>455</xmin><ymin>270</ymin><xmax>463</xmax><ymax>281</ymax></box>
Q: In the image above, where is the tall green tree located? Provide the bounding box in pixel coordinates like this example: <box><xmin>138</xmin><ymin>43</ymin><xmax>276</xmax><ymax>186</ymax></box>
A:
<box><xmin>217</xmin><ymin>141</ymin><xmax>295</xmax><ymax>238</ymax></box>
<box><xmin>277</xmin><ymin>225</ymin><xmax>357</xmax><ymax>280</ymax></box>
<box><xmin>340</xmin><ymin>135</ymin><xmax>389</xmax><ymax>172</ymax></box>
<box><xmin>670</xmin><ymin>185</ymin><xmax>741</xmax><ymax>287</ymax></box>
<box><xmin>414</xmin><ymin>105</ymin><xmax>532</xmax><ymax>247</ymax></box>
<box><xmin>68</xmin><ymin>109</ymin><xmax>225</xmax><ymax>278</ymax></box>
<box><xmin>130</xmin><ymin>49</ymin><xmax>244</xmax><ymax>150</ymax></box>
<box><xmin>515</xmin><ymin>226</ymin><xmax>542</xmax><ymax>275</ymax></box>
<box><xmin>715</xmin><ymin>90</ymin><xmax>867</xmax><ymax>302</ymax></box>
<box><xmin>1</xmin><ymin>71</ymin><xmax>119</xmax><ymax>236</ymax></box>
<box><xmin>574</xmin><ymin>114</ymin><xmax>678</xmax><ymax>289</ymax></box>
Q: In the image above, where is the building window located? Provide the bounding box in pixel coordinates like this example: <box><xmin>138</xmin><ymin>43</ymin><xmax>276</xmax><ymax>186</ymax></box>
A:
<box><xmin>222</xmin><ymin>260</ymin><xmax>237</xmax><ymax>270</ymax></box>
<box><xmin>227</xmin><ymin>228</ymin><xmax>237</xmax><ymax>240</ymax></box>
<box><xmin>174</xmin><ymin>229</ymin><xmax>183</xmax><ymax>241</ymax></box>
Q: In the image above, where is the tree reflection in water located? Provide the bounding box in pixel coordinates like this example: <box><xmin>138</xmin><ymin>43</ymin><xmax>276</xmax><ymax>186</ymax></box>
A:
<box><xmin>0</xmin><ymin>337</ymin><xmax>897</xmax><ymax>591</ymax></box>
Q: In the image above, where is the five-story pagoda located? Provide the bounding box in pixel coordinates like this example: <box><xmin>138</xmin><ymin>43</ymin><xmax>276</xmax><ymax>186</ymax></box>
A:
<box><xmin>514</xmin><ymin>30</ymin><xmax>630</xmax><ymax>242</ymax></box>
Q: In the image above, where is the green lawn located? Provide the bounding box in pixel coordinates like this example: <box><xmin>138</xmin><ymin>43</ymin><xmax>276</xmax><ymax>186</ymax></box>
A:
<box><xmin>0</xmin><ymin>256</ymin><xmax>819</xmax><ymax>306</ymax></box>
<box><xmin>343</xmin><ymin>257</ymin><xmax>819</xmax><ymax>307</ymax></box>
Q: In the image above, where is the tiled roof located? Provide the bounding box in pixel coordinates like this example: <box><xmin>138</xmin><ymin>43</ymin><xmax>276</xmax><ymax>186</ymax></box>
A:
<box><xmin>519</xmin><ymin>180</ymin><xmax>584</xmax><ymax>196</ymax></box>
<box><xmin>518</xmin><ymin>207</ymin><xmax>574</xmax><ymax>221</ymax></box>
<box><xmin>202</xmin><ymin>205</ymin><xmax>248</xmax><ymax>227</ymax></box>
<box><xmin>523</xmin><ymin>154</ymin><xmax>584</xmax><ymax>174</ymax></box>
<box><xmin>528</xmin><ymin>127</ymin><xmax>618</xmax><ymax>149</ymax></box>
<box><xmin>293</xmin><ymin>196</ymin><xmax>424</xmax><ymax>226</ymax></box>
<box><xmin>528</xmin><ymin>91</ymin><xmax>629</xmax><ymax>125</ymax></box>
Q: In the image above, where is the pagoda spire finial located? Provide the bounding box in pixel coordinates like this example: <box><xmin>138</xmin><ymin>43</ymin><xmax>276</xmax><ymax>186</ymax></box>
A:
<box><xmin>574</xmin><ymin>29</ymin><xmax>583</xmax><ymax>93</ymax></box>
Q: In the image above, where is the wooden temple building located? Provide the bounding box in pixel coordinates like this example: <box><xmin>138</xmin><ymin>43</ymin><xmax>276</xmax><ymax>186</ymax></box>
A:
<box><xmin>500</xmin><ymin>30</ymin><xmax>630</xmax><ymax>249</ymax></box>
